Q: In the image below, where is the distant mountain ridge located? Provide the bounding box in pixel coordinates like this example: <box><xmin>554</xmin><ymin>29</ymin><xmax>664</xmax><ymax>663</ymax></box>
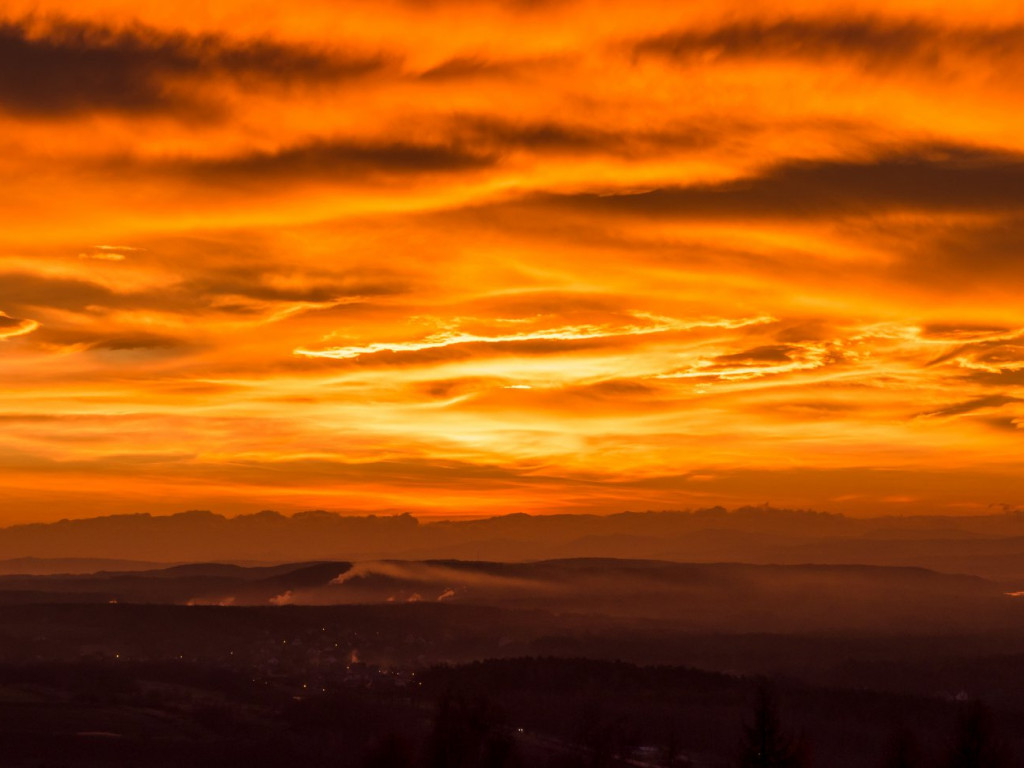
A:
<box><xmin>4</xmin><ymin>506</ymin><xmax>1024</xmax><ymax>579</ymax></box>
<box><xmin>0</xmin><ymin>558</ymin><xmax>1014</xmax><ymax>634</ymax></box>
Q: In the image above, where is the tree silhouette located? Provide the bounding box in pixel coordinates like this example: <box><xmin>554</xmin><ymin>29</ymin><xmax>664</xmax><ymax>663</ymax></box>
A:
<box><xmin>661</xmin><ymin>729</ymin><xmax>694</xmax><ymax>767</ymax></box>
<box><xmin>946</xmin><ymin>701</ymin><xmax>1010</xmax><ymax>768</ymax></box>
<box><xmin>880</xmin><ymin>727</ymin><xmax>923</xmax><ymax>768</ymax></box>
<box><xmin>737</xmin><ymin>683</ymin><xmax>806</xmax><ymax>768</ymax></box>
<box><xmin>575</xmin><ymin>700</ymin><xmax>639</xmax><ymax>768</ymax></box>
<box><xmin>427</xmin><ymin>692</ymin><xmax>522</xmax><ymax>768</ymax></box>
<box><xmin>363</xmin><ymin>733</ymin><xmax>417</xmax><ymax>768</ymax></box>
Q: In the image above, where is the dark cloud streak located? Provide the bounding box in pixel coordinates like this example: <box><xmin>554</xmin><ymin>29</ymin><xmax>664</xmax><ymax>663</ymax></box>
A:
<box><xmin>635</xmin><ymin>19</ymin><xmax>1024</xmax><ymax>73</ymax></box>
<box><xmin>170</xmin><ymin>138</ymin><xmax>497</xmax><ymax>184</ymax></box>
<box><xmin>918</xmin><ymin>395</ymin><xmax>1021</xmax><ymax>419</ymax></box>
<box><xmin>526</xmin><ymin>146</ymin><xmax>1024</xmax><ymax>220</ymax></box>
<box><xmin>0</xmin><ymin>16</ymin><xmax>393</xmax><ymax>118</ymax></box>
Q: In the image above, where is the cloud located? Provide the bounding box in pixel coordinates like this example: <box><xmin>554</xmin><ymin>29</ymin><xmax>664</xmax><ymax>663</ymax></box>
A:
<box><xmin>926</xmin><ymin>328</ymin><xmax>1024</xmax><ymax>374</ymax></box>
<box><xmin>918</xmin><ymin>395</ymin><xmax>1021</xmax><ymax>419</ymax></box>
<box><xmin>295</xmin><ymin>313</ymin><xmax>772</xmax><ymax>361</ymax></box>
<box><xmin>921</xmin><ymin>323</ymin><xmax>1016</xmax><ymax>342</ymax></box>
<box><xmin>657</xmin><ymin>341</ymin><xmax>841</xmax><ymax>382</ymax></box>
<box><xmin>92</xmin><ymin>114</ymin><xmax>727</xmax><ymax>192</ymax></box>
<box><xmin>154</xmin><ymin>137</ymin><xmax>497</xmax><ymax>186</ymax></box>
<box><xmin>0</xmin><ymin>264</ymin><xmax>403</xmax><ymax>323</ymax></box>
<box><xmin>526</xmin><ymin>145</ymin><xmax>1024</xmax><ymax>221</ymax></box>
<box><xmin>416</xmin><ymin>55</ymin><xmax>539</xmax><ymax>81</ymax></box>
<box><xmin>0</xmin><ymin>272</ymin><xmax>124</xmax><ymax>312</ymax></box>
<box><xmin>714</xmin><ymin>345</ymin><xmax>807</xmax><ymax>364</ymax></box>
<box><xmin>89</xmin><ymin>333</ymin><xmax>190</xmax><ymax>352</ymax></box>
<box><xmin>0</xmin><ymin>16</ymin><xmax>393</xmax><ymax>118</ymax></box>
<box><xmin>181</xmin><ymin>264</ymin><xmax>408</xmax><ymax>305</ymax></box>
<box><xmin>634</xmin><ymin>20</ymin><xmax>1024</xmax><ymax>75</ymax></box>
<box><xmin>885</xmin><ymin>216</ymin><xmax>1024</xmax><ymax>289</ymax></box>
<box><xmin>978</xmin><ymin>416</ymin><xmax>1024</xmax><ymax>432</ymax></box>
<box><xmin>78</xmin><ymin>246</ymin><xmax>144</xmax><ymax>261</ymax></box>
<box><xmin>438</xmin><ymin>114</ymin><xmax>719</xmax><ymax>157</ymax></box>
<box><xmin>0</xmin><ymin>311</ymin><xmax>39</xmax><ymax>340</ymax></box>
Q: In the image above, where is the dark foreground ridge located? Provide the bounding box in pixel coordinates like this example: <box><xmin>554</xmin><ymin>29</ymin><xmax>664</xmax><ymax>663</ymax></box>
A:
<box><xmin>0</xmin><ymin>603</ymin><xmax>1021</xmax><ymax>767</ymax></box>
<box><xmin>1</xmin><ymin>556</ymin><xmax>1023</xmax><ymax>766</ymax></box>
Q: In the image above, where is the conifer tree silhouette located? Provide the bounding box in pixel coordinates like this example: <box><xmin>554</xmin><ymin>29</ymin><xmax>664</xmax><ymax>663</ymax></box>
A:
<box><xmin>946</xmin><ymin>701</ymin><xmax>1009</xmax><ymax>768</ymax></box>
<box><xmin>880</xmin><ymin>727</ymin><xmax>922</xmax><ymax>768</ymax></box>
<box><xmin>737</xmin><ymin>683</ymin><xmax>805</xmax><ymax>768</ymax></box>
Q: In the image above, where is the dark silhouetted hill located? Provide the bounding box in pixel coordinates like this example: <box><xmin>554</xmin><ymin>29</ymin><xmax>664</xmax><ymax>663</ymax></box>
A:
<box><xmin>0</xmin><ymin>558</ymin><xmax>1021</xmax><ymax>634</ymax></box>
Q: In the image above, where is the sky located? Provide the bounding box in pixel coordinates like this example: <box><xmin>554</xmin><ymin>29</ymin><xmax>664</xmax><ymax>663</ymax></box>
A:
<box><xmin>3</xmin><ymin>1</ymin><xmax>1024</xmax><ymax>523</ymax></box>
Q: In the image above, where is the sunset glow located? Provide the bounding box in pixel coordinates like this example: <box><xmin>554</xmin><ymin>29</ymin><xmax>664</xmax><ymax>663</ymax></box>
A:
<box><xmin>4</xmin><ymin>1</ymin><xmax>1024</xmax><ymax>522</ymax></box>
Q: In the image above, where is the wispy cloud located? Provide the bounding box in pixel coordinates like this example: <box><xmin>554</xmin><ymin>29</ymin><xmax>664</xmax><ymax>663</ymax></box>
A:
<box><xmin>294</xmin><ymin>313</ymin><xmax>772</xmax><ymax>360</ymax></box>
<box><xmin>656</xmin><ymin>342</ymin><xmax>840</xmax><ymax>381</ymax></box>
<box><xmin>0</xmin><ymin>311</ymin><xmax>39</xmax><ymax>340</ymax></box>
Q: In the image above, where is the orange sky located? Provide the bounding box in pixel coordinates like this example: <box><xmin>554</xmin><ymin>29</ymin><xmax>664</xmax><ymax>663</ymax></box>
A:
<box><xmin>3</xmin><ymin>1</ymin><xmax>1024</xmax><ymax>522</ymax></box>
